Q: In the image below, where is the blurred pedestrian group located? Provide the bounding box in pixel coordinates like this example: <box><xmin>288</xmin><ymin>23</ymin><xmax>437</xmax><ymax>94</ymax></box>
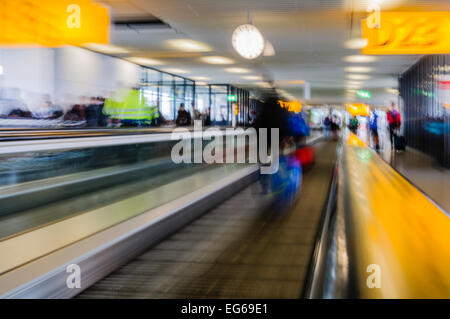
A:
<box><xmin>345</xmin><ymin>102</ymin><xmax>404</xmax><ymax>153</ymax></box>
<box><xmin>0</xmin><ymin>86</ymin><xmax>165</xmax><ymax>128</ymax></box>
<box><xmin>0</xmin><ymin>86</ymin><xmax>220</xmax><ymax>128</ymax></box>
<box><xmin>323</xmin><ymin>114</ymin><xmax>341</xmax><ymax>140</ymax></box>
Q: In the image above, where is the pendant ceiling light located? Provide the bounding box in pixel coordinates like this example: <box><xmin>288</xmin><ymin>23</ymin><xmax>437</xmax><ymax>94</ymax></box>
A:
<box><xmin>232</xmin><ymin>11</ymin><xmax>265</xmax><ymax>59</ymax></box>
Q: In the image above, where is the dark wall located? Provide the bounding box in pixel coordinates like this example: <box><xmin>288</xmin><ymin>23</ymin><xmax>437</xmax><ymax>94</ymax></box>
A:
<box><xmin>399</xmin><ymin>55</ymin><xmax>450</xmax><ymax>168</ymax></box>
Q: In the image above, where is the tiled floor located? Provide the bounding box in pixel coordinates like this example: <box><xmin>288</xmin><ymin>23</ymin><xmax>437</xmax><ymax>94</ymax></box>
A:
<box><xmin>78</xmin><ymin>141</ymin><xmax>337</xmax><ymax>299</ymax></box>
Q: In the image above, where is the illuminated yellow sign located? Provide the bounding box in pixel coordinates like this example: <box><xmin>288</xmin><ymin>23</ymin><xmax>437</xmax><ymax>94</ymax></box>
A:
<box><xmin>0</xmin><ymin>0</ymin><xmax>110</xmax><ymax>47</ymax></box>
<box><xmin>233</xmin><ymin>104</ymin><xmax>239</xmax><ymax>115</ymax></box>
<box><xmin>346</xmin><ymin>103</ymin><xmax>370</xmax><ymax>116</ymax></box>
<box><xmin>278</xmin><ymin>100</ymin><xmax>302</xmax><ymax>113</ymax></box>
<box><xmin>361</xmin><ymin>12</ymin><xmax>450</xmax><ymax>55</ymax></box>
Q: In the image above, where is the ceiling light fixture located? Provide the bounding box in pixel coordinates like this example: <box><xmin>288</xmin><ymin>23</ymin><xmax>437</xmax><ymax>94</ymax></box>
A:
<box><xmin>346</xmin><ymin>81</ymin><xmax>363</xmax><ymax>86</ymax></box>
<box><xmin>199</xmin><ymin>56</ymin><xmax>235</xmax><ymax>64</ymax></box>
<box><xmin>344</xmin><ymin>55</ymin><xmax>378</xmax><ymax>63</ymax></box>
<box><xmin>127</xmin><ymin>57</ymin><xmax>165</xmax><ymax>66</ymax></box>
<box><xmin>84</xmin><ymin>43</ymin><xmax>129</xmax><ymax>55</ymax></box>
<box><xmin>243</xmin><ymin>75</ymin><xmax>261</xmax><ymax>80</ymax></box>
<box><xmin>166</xmin><ymin>39</ymin><xmax>212</xmax><ymax>52</ymax></box>
<box><xmin>346</xmin><ymin>82</ymin><xmax>363</xmax><ymax>89</ymax></box>
<box><xmin>344</xmin><ymin>38</ymin><xmax>369</xmax><ymax>49</ymax></box>
<box><xmin>225</xmin><ymin>67</ymin><xmax>251</xmax><ymax>74</ymax></box>
<box><xmin>347</xmin><ymin>74</ymin><xmax>371</xmax><ymax>80</ymax></box>
<box><xmin>192</xmin><ymin>76</ymin><xmax>211</xmax><ymax>81</ymax></box>
<box><xmin>277</xmin><ymin>80</ymin><xmax>306</xmax><ymax>86</ymax></box>
<box><xmin>162</xmin><ymin>68</ymin><xmax>189</xmax><ymax>74</ymax></box>
<box><xmin>263</xmin><ymin>41</ymin><xmax>276</xmax><ymax>56</ymax></box>
<box><xmin>386</xmin><ymin>88</ymin><xmax>400</xmax><ymax>95</ymax></box>
<box><xmin>255</xmin><ymin>81</ymin><xmax>271</xmax><ymax>88</ymax></box>
<box><xmin>345</xmin><ymin>66</ymin><xmax>373</xmax><ymax>73</ymax></box>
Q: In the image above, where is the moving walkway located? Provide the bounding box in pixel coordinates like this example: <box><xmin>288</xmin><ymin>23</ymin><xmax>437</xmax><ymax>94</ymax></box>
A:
<box><xmin>0</xmin><ymin>130</ymin><xmax>448</xmax><ymax>299</ymax></box>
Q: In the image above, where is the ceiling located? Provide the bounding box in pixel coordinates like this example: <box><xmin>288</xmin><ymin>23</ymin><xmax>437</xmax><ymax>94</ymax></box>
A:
<box><xmin>96</xmin><ymin>0</ymin><xmax>450</xmax><ymax>105</ymax></box>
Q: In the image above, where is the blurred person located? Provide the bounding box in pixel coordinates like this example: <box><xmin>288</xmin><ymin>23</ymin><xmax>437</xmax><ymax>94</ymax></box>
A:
<box><xmin>0</xmin><ymin>88</ymin><xmax>30</xmax><ymax>118</ymax></box>
<box><xmin>150</xmin><ymin>104</ymin><xmax>162</xmax><ymax>127</ymax></box>
<box><xmin>253</xmin><ymin>93</ymin><xmax>290</xmax><ymax>148</ymax></box>
<box><xmin>85</xmin><ymin>97</ymin><xmax>107</xmax><ymax>127</ymax></box>
<box><xmin>256</xmin><ymin>95</ymin><xmax>304</xmax><ymax>199</ymax></box>
<box><xmin>204</xmin><ymin>108</ymin><xmax>211</xmax><ymax>126</ymax></box>
<box><xmin>330</xmin><ymin>114</ymin><xmax>340</xmax><ymax>140</ymax></box>
<box><xmin>270</xmin><ymin>136</ymin><xmax>302</xmax><ymax>204</ymax></box>
<box><xmin>192</xmin><ymin>102</ymin><xmax>201</xmax><ymax>120</ymax></box>
<box><xmin>121</xmin><ymin>87</ymin><xmax>153</xmax><ymax>127</ymax></box>
<box><xmin>64</xmin><ymin>100</ymin><xmax>86</xmax><ymax>122</ymax></box>
<box><xmin>104</xmin><ymin>86</ymin><xmax>153</xmax><ymax>127</ymax></box>
<box><xmin>369</xmin><ymin>110</ymin><xmax>380</xmax><ymax>152</ymax></box>
<box><xmin>220</xmin><ymin>110</ymin><xmax>227</xmax><ymax>123</ymax></box>
<box><xmin>249</xmin><ymin>109</ymin><xmax>257</xmax><ymax>125</ymax></box>
<box><xmin>103</xmin><ymin>90</ymin><xmax>124</xmax><ymax>126</ymax></box>
<box><xmin>323</xmin><ymin>114</ymin><xmax>331</xmax><ymax>137</ymax></box>
<box><xmin>286</xmin><ymin>111</ymin><xmax>310</xmax><ymax>145</ymax></box>
<box><xmin>349</xmin><ymin>115</ymin><xmax>359</xmax><ymax>134</ymax></box>
<box><xmin>32</xmin><ymin>94</ymin><xmax>62</xmax><ymax>119</ymax></box>
<box><xmin>97</xmin><ymin>97</ymin><xmax>107</xmax><ymax>127</ymax></box>
<box><xmin>387</xmin><ymin>102</ymin><xmax>401</xmax><ymax>146</ymax></box>
<box><xmin>253</xmin><ymin>92</ymin><xmax>305</xmax><ymax>199</ymax></box>
<box><xmin>46</xmin><ymin>100</ymin><xmax>63</xmax><ymax>119</ymax></box>
<box><xmin>175</xmin><ymin>103</ymin><xmax>192</xmax><ymax>126</ymax></box>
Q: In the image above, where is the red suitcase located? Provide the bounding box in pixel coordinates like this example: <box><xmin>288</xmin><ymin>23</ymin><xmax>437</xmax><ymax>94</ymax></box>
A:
<box><xmin>295</xmin><ymin>146</ymin><xmax>315</xmax><ymax>169</ymax></box>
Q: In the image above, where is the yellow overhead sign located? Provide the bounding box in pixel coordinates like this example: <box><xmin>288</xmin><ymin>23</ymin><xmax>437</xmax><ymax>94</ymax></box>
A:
<box><xmin>346</xmin><ymin>103</ymin><xmax>370</xmax><ymax>116</ymax></box>
<box><xmin>0</xmin><ymin>0</ymin><xmax>110</xmax><ymax>47</ymax></box>
<box><xmin>278</xmin><ymin>100</ymin><xmax>302</xmax><ymax>113</ymax></box>
<box><xmin>361</xmin><ymin>12</ymin><xmax>450</xmax><ymax>55</ymax></box>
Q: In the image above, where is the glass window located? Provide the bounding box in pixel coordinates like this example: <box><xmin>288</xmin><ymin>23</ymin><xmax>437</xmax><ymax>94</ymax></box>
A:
<box><xmin>211</xmin><ymin>85</ymin><xmax>229</xmax><ymax>125</ymax></box>
<box><xmin>185</xmin><ymin>80</ymin><xmax>195</xmax><ymax>114</ymax></box>
<box><xmin>142</xmin><ymin>69</ymin><xmax>161</xmax><ymax>108</ymax></box>
<box><xmin>174</xmin><ymin>77</ymin><xmax>185</xmax><ymax>115</ymax></box>
<box><xmin>161</xmin><ymin>73</ymin><xmax>174</xmax><ymax>121</ymax></box>
<box><xmin>195</xmin><ymin>85</ymin><xmax>210</xmax><ymax>114</ymax></box>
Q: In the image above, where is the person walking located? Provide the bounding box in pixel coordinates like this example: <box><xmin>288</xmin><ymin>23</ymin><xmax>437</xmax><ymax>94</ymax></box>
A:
<box><xmin>175</xmin><ymin>103</ymin><xmax>192</xmax><ymax>126</ymax></box>
<box><xmin>370</xmin><ymin>110</ymin><xmax>380</xmax><ymax>152</ymax></box>
<box><xmin>387</xmin><ymin>103</ymin><xmax>401</xmax><ymax>144</ymax></box>
<box><xmin>349</xmin><ymin>115</ymin><xmax>359</xmax><ymax>134</ymax></box>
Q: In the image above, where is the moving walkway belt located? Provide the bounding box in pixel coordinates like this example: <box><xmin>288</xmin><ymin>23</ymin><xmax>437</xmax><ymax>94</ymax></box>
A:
<box><xmin>77</xmin><ymin>140</ymin><xmax>337</xmax><ymax>298</ymax></box>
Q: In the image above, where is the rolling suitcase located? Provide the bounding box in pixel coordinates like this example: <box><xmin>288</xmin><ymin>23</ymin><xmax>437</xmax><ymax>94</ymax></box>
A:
<box><xmin>394</xmin><ymin>135</ymin><xmax>406</xmax><ymax>151</ymax></box>
<box><xmin>295</xmin><ymin>146</ymin><xmax>316</xmax><ymax>169</ymax></box>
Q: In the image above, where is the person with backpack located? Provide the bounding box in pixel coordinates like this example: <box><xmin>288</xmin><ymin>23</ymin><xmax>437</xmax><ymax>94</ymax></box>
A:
<box><xmin>349</xmin><ymin>115</ymin><xmax>359</xmax><ymax>134</ymax></box>
<box><xmin>387</xmin><ymin>102</ymin><xmax>402</xmax><ymax>148</ymax></box>
<box><xmin>369</xmin><ymin>110</ymin><xmax>379</xmax><ymax>152</ymax></box>
<box><xmin>175</xmin><ymin>103</ymin><xmax>192</xmax><ymax>126</ymax></box>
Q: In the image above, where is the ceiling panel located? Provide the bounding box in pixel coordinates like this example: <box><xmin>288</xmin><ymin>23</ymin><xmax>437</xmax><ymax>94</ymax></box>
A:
<box><xmin>96</xmin><ymin>0</ymin><xmax>450</xmax><ymax>104</ymax></box>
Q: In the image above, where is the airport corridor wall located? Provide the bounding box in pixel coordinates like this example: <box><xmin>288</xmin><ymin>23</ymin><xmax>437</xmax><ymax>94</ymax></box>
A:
<box><xmin>399</xmin><ymin>54</ymin><xmax>450</xmax><ymax>168</ymax></box>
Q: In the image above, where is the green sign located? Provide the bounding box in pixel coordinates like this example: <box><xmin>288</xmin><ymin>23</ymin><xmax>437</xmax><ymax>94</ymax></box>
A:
<box><xmin>227</xmin><ymin>94</ymin><xmax>237</xmax><ymax>102</ymax></box>
<box><xmin>356</xmin><ymin>90</ymin><xmax>372</xmax><ymax>99</ymax></box>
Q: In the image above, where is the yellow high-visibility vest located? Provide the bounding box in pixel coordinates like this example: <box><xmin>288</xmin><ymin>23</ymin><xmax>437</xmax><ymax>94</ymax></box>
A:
<box><xmin>104</xmin><ymin>88</ymin><xmax>155</xmax><ymax>122</ymax></box>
